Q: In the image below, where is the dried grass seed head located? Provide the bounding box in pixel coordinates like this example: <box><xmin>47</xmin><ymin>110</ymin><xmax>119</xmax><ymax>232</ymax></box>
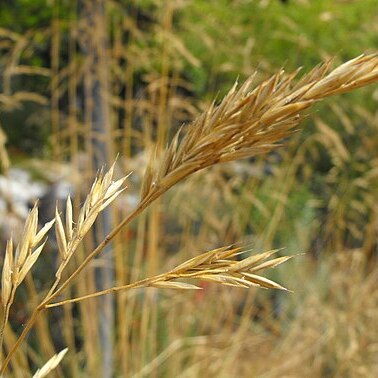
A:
<box><xmin>141</xmin><ymin>54</ymin><xmax>378</xmax><ymax>201</ymax></box>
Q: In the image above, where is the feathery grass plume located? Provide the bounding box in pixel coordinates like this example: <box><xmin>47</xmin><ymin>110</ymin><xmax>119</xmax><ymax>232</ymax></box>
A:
<box><xmin>141</xmin><ymin>54</ymin><xmax>378</xmax><ymax>202</ymax></box>
<box><xmin>32</xmin><ymin>348</ymin><xmax>68</xmax><ymax>378</ymax></box>
<box><xmin>45</xmin><ymin>246</ymin><xmax>294</xmax><ymax>308</ymax></box>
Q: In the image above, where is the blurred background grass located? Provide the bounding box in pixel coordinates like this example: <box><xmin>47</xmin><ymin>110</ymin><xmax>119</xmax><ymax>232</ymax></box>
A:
<box><xmin>0</xmin><ymin>0</ymin><xmax>377</xmax><ymax>376</ymax></box>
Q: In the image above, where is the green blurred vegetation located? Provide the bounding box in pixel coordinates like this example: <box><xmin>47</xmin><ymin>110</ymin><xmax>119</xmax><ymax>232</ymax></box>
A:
<box><xmin>177</xmin><ymin>0</ymin><xmax>378</xmax><ymax>94</ymax></box>
<box><xmin>1</xmin><ymin>0</ymin><xmax>377</xmax><ymax>147</ymax></box>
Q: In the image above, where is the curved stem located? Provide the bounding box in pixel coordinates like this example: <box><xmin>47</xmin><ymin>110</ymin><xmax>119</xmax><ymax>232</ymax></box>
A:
<box><xmin>0</xmin><ymin>306</ymin><xmax>43</xmax><ymax>374</ymax></box>
<box><xmin>0</xmin><ymin>286</ymin><xmax>17</xmax><ymax>363</ymax></box>
<box><xmin>46</xmin><ymin>273</ymin><xmax>169</xmax><ymax>308</ymax></box>
<box><xmin>0</xmin><ymin>304</ymin><xmax>10</xmax><ymax>357</ymax></box>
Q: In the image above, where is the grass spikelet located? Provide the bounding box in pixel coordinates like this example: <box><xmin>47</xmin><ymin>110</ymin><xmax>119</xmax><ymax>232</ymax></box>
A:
<box><xmin>33</xmin><ymin>219</ymin><xmax>56</xmax><ymax>247</ymax></box>
<box><xmin>11</xmin><ymin>207</ymin><xmax>54</xmax><ymax>290</ymax></box>
<box><xmin>46</xmin><ymin>246</ymin><xmax>294</xmax><ymax>308</ymax></box>
<box><xmin>1</xmin><ymin>239</ymin><xmax>13</xmax><ymax>308</ymax></box>
<box><xmin>65</xmin><ymin>195</ymin><xmax>73</xmax><ymax>242</ymax></box>
<box><xmin>152</xmin><ymin>246</ymin><xmax>293</xmax><ymax>291</ymax></box>
<box><xmin>248</xmin><ymin>255</ymin><xmax>294</xmax><ymax>273</ymax></box>
<box><xmin>169</xmin><ymin>246</ymin><xmax>294</xmax><ymax>291</ymax></box>
<box><xmin>32</xmin><ymin>348</ymin><xmax>68</xmax><ymax>378</ymax></box>
<box><xmin>55</xmin><ymin>208</ymin><xmax>68</xmax><ymax>260</ymax></box>
<box><xmin>226</xmin><ymin>249</ymin><xmax>281</xmax><ymax>272</ymax></box>
<box><xmin>15</xmin><ymin>204</ymin><xmax>39</xmax><ymax>269</ymax></box>
<box><xmin>54</xmin><ymin>164</ymin><xmax>129</xmax><ymax>280</ymax></box>
<box><xmin>17</xmin><ymin>241</ymin><xmax>47</xmax><ymax>284</ymax></box>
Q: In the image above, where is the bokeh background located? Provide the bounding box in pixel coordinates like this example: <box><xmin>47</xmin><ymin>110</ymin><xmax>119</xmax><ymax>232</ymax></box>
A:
<box><xmin>0</xmin><ymin>0</ymin><xmax>377</xmax><ymax>376</ymax></box>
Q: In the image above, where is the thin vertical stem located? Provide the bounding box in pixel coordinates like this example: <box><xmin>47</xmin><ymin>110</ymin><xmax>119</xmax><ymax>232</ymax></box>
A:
<box><xmin>51</xmin><ymin>0</ymin><xmax>61</xmax><ymax>161</ymax></box>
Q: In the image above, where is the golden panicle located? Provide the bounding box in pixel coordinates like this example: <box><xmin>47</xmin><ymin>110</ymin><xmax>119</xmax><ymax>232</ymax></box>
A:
<box><xmin>150</xmin><ymin>246</ymin><xmax>295</xmax><ymax>292</ymax></box>
<box><xmin>54</xmin><ymin>164</ymin><xmax>129</xmax><ymax>278</ymax></box>
<box><xmin>45</xmin><ymin>245</ymin><xmax>295</xmax><ymax>309</ymax></box>
<box><xmin>141</xmin><ymin>53</ymin><xmax>378</xmax><ymax>201</ymax></box>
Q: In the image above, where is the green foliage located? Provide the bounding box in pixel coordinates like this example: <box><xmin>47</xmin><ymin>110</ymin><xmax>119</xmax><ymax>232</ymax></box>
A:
<box><xmin>1</xmin><ymin>0</ymin><xmax>377</xmax><ymax>151</ymax></box>
<box><xmin>1</xmin><ymin>103</ymin><xmax>50</xmax><ymax>155</ymax></box>
<box><xmin>177</xmin><ymin>0</ymin><xmax>378</xmax><ymax>95</ymax></box>
<box><xmin>0</xmin><ymin>0</ymin><xmax>52</xmax><ymax>31</ymax></box>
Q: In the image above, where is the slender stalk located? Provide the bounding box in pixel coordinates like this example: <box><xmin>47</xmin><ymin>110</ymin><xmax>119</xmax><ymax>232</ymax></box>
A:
<box><xmin>0</xmin><ymin>306</ymin><xmax>43</xmax><ymax>375</ymax></box>
<box><xmin>51</xmin><ymin>0</ymin><xmax>61</xmax><ymax>161</ymax></box>
<box><xmin>46</xmin><ymin>274</ymin><xmax>168</xmax><ymax>308</ymax></box>
<box><xmin>0</xmin><ymin>306</ymin><xmax>11</xmax><ymax>354</ymax></box>
<box><xmin>0</xmin><ymin>286</ymin><xmax>17</xmax><ymax>358</ymax></box>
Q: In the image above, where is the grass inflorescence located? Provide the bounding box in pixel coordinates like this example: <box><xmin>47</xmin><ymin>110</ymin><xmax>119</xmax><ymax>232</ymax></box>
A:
<box><xmin>0</xmin><ymin>53</ymin><xmax>378</xmax><ymax>375</ymax></box>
